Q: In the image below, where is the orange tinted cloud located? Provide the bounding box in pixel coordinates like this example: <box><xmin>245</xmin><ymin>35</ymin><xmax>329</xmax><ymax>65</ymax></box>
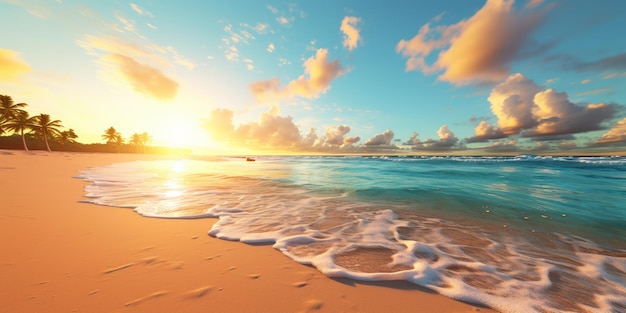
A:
<box><xmin>318</xmin><ymin>125</ymin><xmax>354</xmax><ymax>147</ymax></box>
<box><xmin>203</xmin><ymin>108</ymin><xmax>366</xmax><ymax>152</ymax></box>
<box><xmin>397</xmin><ymin>0</ymin><xmax>546</xmax><ymax>85</ymax></box>
<box><xmin>204</xmin><ymin>108</ymin><xmax>302</xmax><ymax>150</ymax></box>
<box><xmin>0</xmin><ymin>48</ymin><xmax>31</xmax><ymax>81</ymax></box>
<box><xmin>595</xmin><ymin>118</ymin><xmax>626</xmax><ymax>144</ymax></box>
<box><xmin>104</xmin><ymin>53</ymin><xmax>178</xmax><ymax>100</ymax></box>
<box><xmin>364</xmin><ymin>129</ymin><xmax>394</xmax><ymax>146</ymax></box>
<box><xmin>488</xmin><ymin>73</ymin><xmax>542</xmax><ymax>134</ymax></box>
<box><xmin>77</xmin><ymin>34</ymin><xmax>180</xmax><ymax>100</ymax></box>
<box><xmin>408</xmin><ymin>125</ymin><xmax>460</xmax><ymax>150</ymax></box>
<box><xmin>249</xmin><ymin>49</ymin><xmax>345</xmax><ymax>102</ymax></box>
<box><xmin>340</xmin><ymin>16</ymin><xmax>362</xmax><ymax>51</ymax></box>
<box><xmin>477</xmin><ymin>73</ymin><xmax>616</xmax><ymax>140</ymax></box>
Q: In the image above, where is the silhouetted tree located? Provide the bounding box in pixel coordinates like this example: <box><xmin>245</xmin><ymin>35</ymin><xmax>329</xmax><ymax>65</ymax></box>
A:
<box><xmin>32</xmin><ymin>114</ymin><xmax>63</xmax><ymax>152</ymax></box>
<box><xmin>0</xmin><ymin>95</ymin><xmax>27</xmax><ymax>120</ymax></box>
<box><xmin>59</xmin><ymin>128</ymin><xmax>78</xmax><ymax>145</ymax></box>
<box><xmin>130</xmin><ymin>133</ymin><xmax>142</xmax><ymax>153</ymax></box>
<box><xmin>140</xmin><ymin>131</ymin><xmax>151</xmax><ymax>153</ymax></box>
<box><xmin>2</xmin><ymin>110</ymin><xmax>36</xmax><ymax>150</ymax></box>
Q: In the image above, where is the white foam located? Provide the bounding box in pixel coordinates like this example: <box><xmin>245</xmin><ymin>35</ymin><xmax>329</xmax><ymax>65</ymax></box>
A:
<box><xmin>77</xmin><ymin>159</ymin><xmax>626</xmax><ymax>313</ymax></box>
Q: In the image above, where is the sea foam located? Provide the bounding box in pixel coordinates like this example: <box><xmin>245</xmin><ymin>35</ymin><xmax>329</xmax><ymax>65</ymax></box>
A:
<box><xmin>77</xmin><ymin>156</ymin><xmax>626</xmax><ymax>313</ymax></box>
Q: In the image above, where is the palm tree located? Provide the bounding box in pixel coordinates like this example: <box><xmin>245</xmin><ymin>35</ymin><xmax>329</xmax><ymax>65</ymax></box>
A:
<box><xmin>2</xmin><ymin>110</ymin><xmax>36</xmax><ymax>151</ymax></box>
<box><xmin>59</xmin><ymin>128</ymin><xmax>78</xmax><ymax>145</ymax></box>
<box><xmin>0</xmin><ymin>116</ymin><xmax>6</xmax><ymax>135</ymax></box>
<box><xmin>102</xmin><ymin>127</ymin><xmax>121</xmax><ymax>144</ymax></box>
<box><xmin>32</xmin><ymin>113</ymin><xmax>63</xmax><ymax>152</ymax></box>
<box><xmin>112</xmin><ymin>132</ymin><xmax>124</xmax><ymax>153</ymax></box>
<box><xmin>130</xmin><ymin>133</ymin><xmax>142</xmax><ymax>153</ymax></box>
<box><xmin>0</xmin><ymin>95</ymin><xmax>27</xmax><ymax>121</ymax></box>
<box><xmin>140</xmin><ymin>131</ymin><xmax>151</xmax><ymax>153</ymax></box>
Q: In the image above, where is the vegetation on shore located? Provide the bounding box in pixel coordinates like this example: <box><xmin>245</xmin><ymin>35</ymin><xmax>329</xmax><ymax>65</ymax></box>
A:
<box><xmin>0</xmin><ymin>94</ymin><xmax>191</xmax><ymax>154</ymax></box>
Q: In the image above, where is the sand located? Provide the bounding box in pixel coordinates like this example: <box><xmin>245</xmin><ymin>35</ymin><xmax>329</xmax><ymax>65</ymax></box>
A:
<box><xmin>0</xmin><ymin>150</ymin><xmax>496</xmax><ymax>313</ymax></box>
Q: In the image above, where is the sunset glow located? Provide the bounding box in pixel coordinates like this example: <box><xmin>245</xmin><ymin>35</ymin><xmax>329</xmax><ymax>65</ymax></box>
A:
<box><xmin>1</xmin><ymin>0</ymin><xmax>625</xmax><ymax>155</ymax></box>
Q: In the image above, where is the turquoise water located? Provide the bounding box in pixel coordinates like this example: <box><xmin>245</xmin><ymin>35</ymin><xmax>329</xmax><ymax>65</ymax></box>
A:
<box><xmin>78</xmin><ymin>155</ymin><xmax>626</xmax><ymax>313</ymax></box>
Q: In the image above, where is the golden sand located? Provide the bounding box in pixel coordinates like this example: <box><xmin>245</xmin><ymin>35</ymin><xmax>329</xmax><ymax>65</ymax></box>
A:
<box><xmin>0</xmin><ymin>150</ymin><xmax>495</xmax><ymax>313</ymax></box>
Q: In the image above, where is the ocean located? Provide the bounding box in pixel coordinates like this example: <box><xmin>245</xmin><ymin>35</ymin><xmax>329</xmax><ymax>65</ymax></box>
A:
<box><xmin>76</xmin><ymin>155</ymin><xmax>626</xmax><ymax>313</ymax></box>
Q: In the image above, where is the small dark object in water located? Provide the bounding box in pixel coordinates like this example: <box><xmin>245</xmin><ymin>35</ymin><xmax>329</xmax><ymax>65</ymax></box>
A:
<box><xmin>246</xmin><ymin>157</ymin><xmax>255</xmax><ymax>162</ymax></box>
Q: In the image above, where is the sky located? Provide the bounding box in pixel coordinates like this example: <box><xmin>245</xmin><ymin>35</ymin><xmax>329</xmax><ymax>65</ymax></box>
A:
<box><xmin>1</xmin><ymin>0</ymin><xmax>625</xmax><ymax>155</ymax></box>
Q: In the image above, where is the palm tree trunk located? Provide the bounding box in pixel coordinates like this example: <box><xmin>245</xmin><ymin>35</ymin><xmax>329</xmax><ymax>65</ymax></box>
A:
<box><xmin>20</xmin><ymin>129</ymin><xmax>29</xmax><ymax>151</ymax></box>
<box><xmin>44</xmin><ymin>133</ymin><xmax>51</xmax><ymax>152</ymax></box>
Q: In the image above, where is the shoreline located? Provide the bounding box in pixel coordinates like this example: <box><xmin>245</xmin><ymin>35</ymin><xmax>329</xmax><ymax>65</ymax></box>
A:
<box><xmin>0</xmin><ymin>150</ymin><xmax>495</xmax><ymax>313</ymax></box>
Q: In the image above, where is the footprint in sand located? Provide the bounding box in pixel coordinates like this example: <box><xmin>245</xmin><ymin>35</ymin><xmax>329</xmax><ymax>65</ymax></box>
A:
<box><xmin>300</xmin><ymin>299</ymin><xmax>323</xmax><ymax>312</ymax></box>
<box><xmin>292</xmin><ymin>281</ymin><xmax>308</xmax><ymax>288</ymax></box>
<box><xmin>247</xmin><ymin>273</ymin><xmax>261</xmax><ymax>279</ymax></box>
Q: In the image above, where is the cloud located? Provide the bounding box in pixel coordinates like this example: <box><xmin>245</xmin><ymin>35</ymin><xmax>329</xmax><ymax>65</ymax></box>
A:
<box><xmin>558</xmin><ymin>141</ymin><xmax>578</xmax><ymax>150</ymax></box>
<box><xmin>203</xmin><ymin>108</ymin><xmax>364</xmax><ymax>152</ymax></box>
<box><xmin>575</xmin><ymin>88</ymin><xmax>612</xmax><ymax>97</ymax></box>
<box><xmin>478</xmin><ymin>140</ymin><xmax>520</xmax><ymax>153</ymax></box>
<box><xmin>204</xmin><ymin>108</ymin><xmax>302</xmax><ymax>149</ymax></box>
<box><xmin>403</xmin><ymin>132</ymin><xmax>420</xmax><ymax>145</ymax></box>
<box><xmin>467</xmin><ymin>120</ymin><xmax>507</xmax><ymax>142</ymax></box>
<box><xmin>0</xmin><ymin>48</ymin><xmax>31</xmax><ymax>81</ymax></box>
<box><xmin>527</xmin><ymin>89</ymin><xmax>615</xmax><ymax>137</ymax></box>
<box><xmin>364</xmin><ymin>129</ymin><xmax>394</xmax><ymax>146</ymax></box>
<box><xmin>130</xmin><ymin>3</ymin><xmax>154</xmax><ymax>17</ymax></box>
<box><xmin>249</xmin><ymin>49</ymin><xmax>346</xmax><ymax>102</ymax></box>
<box><xmin>473</xmin><ymin>73</ymin><xmax>617</xmax><ymax>141</ymax></box>
<box><xmin>488</xmin><ymin>73</ymin><xmax>542</xmax><ymax>134</ymax></box>
<box><xmin>77</xmin><ymin>34</ymin><xmax>181</xmax><ymax>99</ymax></box>
<box><xmin>104</xmin><ymin>53</ymin><xmax>178</xmax><ymax>100</ymax></box>
<box><xmin>594</xmin><ymin>118</ymin><xmax>626</xmax><ymax>145</ymax></box>
<box><xmin>341</xmin><ymin>16</ymin><xmax>362</xmax><ymax>51</ymax></box>
<box><xmin>408</xmin><ymin>125</ymin><xmax>460</xmax><ymax>150</ymax></box>
<box><xmin>573</xmin><ymin>53</ymin><xmax>626</xmax><ymax>72</ymax></box>
<box><xmin>318</xmin><ymin>125</ymin><xmax>354</xmax><ymax>147</ymax></box>
<box><xmin>525</xmin><ymin>0</ymin><xmax>544</xmax><ymax>9</ymax></box>
<box><xmin>5</xmin><ymin>0</ymin><xmax>51</xmax><ymax>18</ymax></box>
<box><xmin>277</xmin><ymin>16</ymin><xmax>294</xmax><ymax>26</ymax></box>
<box><xmin>267</xmin><ymin>43</ymin><xmax>275</xmax><ymax>53</ymax></box>
<box><xmin>396</xmin><ymin>0</ymin><xmax>546</xmax><ymax>85</ymax></box>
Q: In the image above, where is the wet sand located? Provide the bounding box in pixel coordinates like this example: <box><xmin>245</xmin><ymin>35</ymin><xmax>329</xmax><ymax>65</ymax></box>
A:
<box><xmin>0</xmin><ymin>150</ymin><xmax>495</xmax><ymax>313</ymax></box>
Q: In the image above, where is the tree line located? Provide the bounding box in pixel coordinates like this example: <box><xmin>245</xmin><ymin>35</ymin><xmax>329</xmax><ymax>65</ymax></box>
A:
<box><xmin>0</xmin><ymin>94</ymin><xmax>190</xmax><ymax>154</ymax></box>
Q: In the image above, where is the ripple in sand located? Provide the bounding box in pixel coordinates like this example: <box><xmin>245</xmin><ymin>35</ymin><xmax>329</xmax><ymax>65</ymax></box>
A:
<box><xmin>125</xmin><ymin>291</ymin><xmax>168</xmax><ymax>306</ymax></box>
<box><xmin>181</xmin><ymin>286</ymin><xmax>212</xmax><ymax>299</ymax></box>
<box><xmin>205</xmin><ymin>254</ymin><xmax>222</xmax><ymax>260</ymax></box>
<box><xmin>301</xmin><ymin>299</ymin><xmax>323</xmax><ymax>312</ymax></box>
<box><xmin>292</xmin><ymin>281</ymin><xmax>308</xmax><ymax>288</ymax></box>
<box><xmin>103</xmin><ymin>263</ymin><xmax>134</xmax><ymax>274</ymax></box>
<box><xmin>247</xmin><ymin>273</ymin><xmax>261</xmax><ymax>279</ymax></box>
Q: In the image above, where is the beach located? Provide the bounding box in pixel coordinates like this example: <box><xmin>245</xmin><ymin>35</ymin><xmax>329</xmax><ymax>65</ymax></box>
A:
<box><xmin>0</xmin><ymin>150</ymin><xmax>493</xmax><ymax>313</ymax></box>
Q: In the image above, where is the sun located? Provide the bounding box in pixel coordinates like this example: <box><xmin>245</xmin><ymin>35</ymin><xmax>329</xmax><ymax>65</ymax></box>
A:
<box><xmin>152</xmin><ymin>117</ymin><xmax>211</xmax><ymax>149</ymax></box>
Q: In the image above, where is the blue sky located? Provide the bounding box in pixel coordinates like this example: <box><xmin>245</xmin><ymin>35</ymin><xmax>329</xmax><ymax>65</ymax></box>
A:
<box><xmin>1</xmin><ymin>0</ymin><xmax>625</xmax><ymax>154</ymax></box>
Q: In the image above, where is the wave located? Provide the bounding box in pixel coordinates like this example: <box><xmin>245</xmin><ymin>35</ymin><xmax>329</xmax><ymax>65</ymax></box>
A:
<box><xmin>76</xmin><ymin>158</ymin><xmax>626</xmax><ymax>313</ymax></box>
